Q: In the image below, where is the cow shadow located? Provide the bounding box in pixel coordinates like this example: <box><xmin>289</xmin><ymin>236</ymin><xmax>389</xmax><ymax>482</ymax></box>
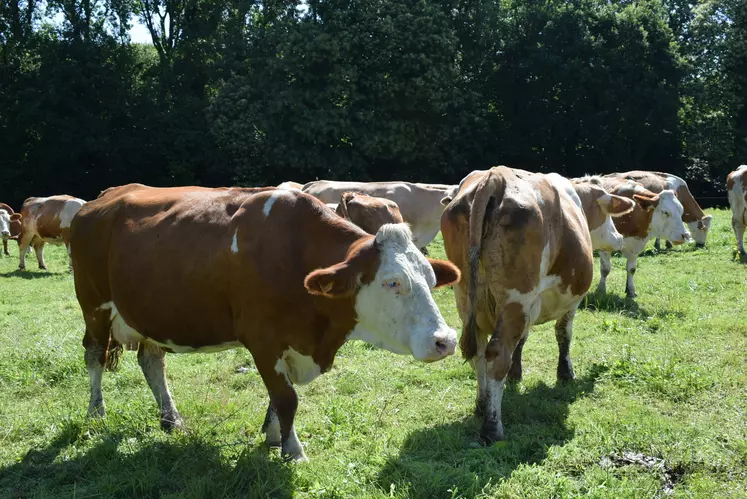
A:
<box><xmin>580</xmin><ymin>289</ymin><xmax>652</xmax><ymax>319</ymax></box>
<box><xmin>375</xmin><ymin>364</ymin><xmax>608</xmax><ymax>498</ymax></box>
<box><xmin>0</xmin><ymin>420</ymin><xmax>295</xmax><ymax>498</ymax></box>
<box><xmin>0</xmin><ymin>269</ymin><xmax>68</xmax><ymax>279</ymax></box>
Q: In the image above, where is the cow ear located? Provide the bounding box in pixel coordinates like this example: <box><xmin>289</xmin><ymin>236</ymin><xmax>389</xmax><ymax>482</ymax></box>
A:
<box><xmin>440</xmin><ymin>196</ymin><xmax>453</xmax><ymax>206</ymax></box>
<box><xmin>10</xmin><ymin>214</ymin><xmax>21</xmax><ymax>221</ymax></box>
<box><xmin>305</xmin><ymin>263</ymin><xmax>359</xmax><ymax>298</ymax></box>
<box><xmin>632</xmin><ymin>194</ymin><xmax>659</xmax><ymax>211</ymax></box>
<box><xmin>428</xmin><ymin>258</ymin><xmax>460</xmax><ymax>288</ymax></box>
<box><xmin>597</xmin><ymin>194</ymin><xmax>635</xmax><ymax>217</ymax></box>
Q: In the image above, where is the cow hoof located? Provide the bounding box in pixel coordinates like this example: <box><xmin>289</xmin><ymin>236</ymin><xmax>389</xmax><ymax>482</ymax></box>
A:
<box><xmin>626</xmin><ymin>291</ymin><xmax>637</xmax><ymax>299</ymax></box>
<box><xmin>665</xmin><ymin>241</ymin><xmax>673</xmax><ymax>249</ymax></box>
<box><xmin>18</xmin><ymin>266</ymin><xmax>25</xmax><ymax>271</ymax></box>
<box><xmin>557</xmin><ymin>368</ymin><xmax>576</xmax><ymax>382</ymax></box>
<box><xmin>283</xmin><ymin>451</ymin><xmax>309</xmax><ymax>463</ymax></box>
<box><xmin>160</xmin><ymin>414</ymin><xmax>184</xmax><ymax>432</ymax></box>
<box><xmin>479</xmin><ymin>423</ymin><xmax>505</xmax><ymax>444</ymax></box>
<box><xmin>39</xmin><ymin>265</ymin><xmax>47</xmax><ymax>270</ymax></box>
<box><xmin>266</xmin><ymin>437</ymin><xmax>282</xmax><ymax>449</ymax></box>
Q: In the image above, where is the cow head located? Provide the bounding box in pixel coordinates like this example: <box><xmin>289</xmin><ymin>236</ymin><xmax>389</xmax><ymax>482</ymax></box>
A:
<box><xmin>572</xmin><ymin>179</ymin><xmax>635</xmax><ymax>251</ymax></box>
<box><xmin>688</xmin><ymin>215</ymin><xmax>712</xmax><ymax>247</ymax></box>
<box><xmin>305</xmin><ymin>224</ymin><xmax>459</xmax><ymax>362</ymax></box>
<box><xmin>0</xmin><ymin>210</ymin><xmax>10</xmax><ymax>240</ymax></box>
<box><xmin>634</xmin><ymin>190</ymin><xmax>691</xmax><ymax>244</ymax></box>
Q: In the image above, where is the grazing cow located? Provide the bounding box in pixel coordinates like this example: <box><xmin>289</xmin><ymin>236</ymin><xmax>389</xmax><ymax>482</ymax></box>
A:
<box><xmin>16</xmin><ymin>195</ymin><xmax>86</xmax><ymax>270</ymax></box>
<box><xmin>335</xmin><ymin>192</ymin><xmax>405</xmax><ymax>235</ymax></box>
<box><xmin>727</xmin><ymin>165</ymin><xmax>747</xmax><ymax>259</ymax></box>
<box><xmin>302</xmin><ymin>181</ymin><xmax>458</xmax><ymax>250</ymax></box>
<box><xmin>597</xmin><ymin>176</ymin><xmax>691</xmax><ymax>297</ymax></box>
<box><xmin>277</xmin><ymin>181</ymin><xmax>304</xmax><ymax>191</ymax></box>
<box><xmin>569</xmin><ymin>176</ymin><xmax>636</xmax><ymax>251</ymax></box>
<box><xmin>441</xmin><ymin>166</ymin><xmax>594</xmax><ymax>442</ymax></box>
<box><xmin>608</xmin><ymin>171</ymin><xmax>712</xmax><ymax>248</ymax></box>
<box><xmin>71</xmin><ymin>184</ymin><xmax>459</xmax><ymax>461</ymax></box>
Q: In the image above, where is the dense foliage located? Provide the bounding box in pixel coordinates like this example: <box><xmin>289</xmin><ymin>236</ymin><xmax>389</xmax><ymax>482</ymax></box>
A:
<box><xmin>1</xmin><ymin>0</ymin><xmax>744</xmax><ymax>207</ymax></box>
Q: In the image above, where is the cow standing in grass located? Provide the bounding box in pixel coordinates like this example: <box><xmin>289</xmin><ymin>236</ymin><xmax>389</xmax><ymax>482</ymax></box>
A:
<box><xmin>727</xmin><ymin>165</ymin><xmax>747</xmax><ymax>259</ymax></box>
<box><xmin>70</xmin><ymin>184</ymin><xmax>459</xmax><ymax>461</ymax></box>
<box><xmin>441</xmin><ymin>166</ymin><xmax>594</xmax><ymax>442</ymax></box>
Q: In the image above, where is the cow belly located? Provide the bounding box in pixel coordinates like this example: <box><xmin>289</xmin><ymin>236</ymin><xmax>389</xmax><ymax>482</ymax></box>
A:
<box><xmin>537</xmin><ymin>287</ymin><xmax>580</xmax><ymax>324</ymax></box>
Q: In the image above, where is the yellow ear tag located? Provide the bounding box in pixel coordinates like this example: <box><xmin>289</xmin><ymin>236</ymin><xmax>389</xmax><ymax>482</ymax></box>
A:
<box><xmin>321</xmin><ymin>281</ymin><xmax>334</xmax><ymax>294</ymax></box>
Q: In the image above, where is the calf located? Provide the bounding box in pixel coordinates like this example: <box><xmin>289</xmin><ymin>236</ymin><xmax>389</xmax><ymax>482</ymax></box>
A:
<box><xmin>335</xmin><ymin>192</ymin><xmax>405</xmax><ymax>234</ymax></box>
<box><xmin>727</xmin><ymin>165</ymin><xmax>747</xmax><ymax>259</ymax></box>
<box><xmin>441</xmin><ymin>167</ymin><xmax>594</xmax><ymax>442</ymax></box>
<box><xmin>597</xmin><ymin>176</ymin><xmax>691</xmax><ymax>297</ymax></box>
<box><xmin>302</xmin><ymin>180</ymin><xmax>457</xmax><ymax>250</ymax></box>
<box><xmin>16</xmin><ymin>195</ymin><xmax>86</xmax><ymax>270</ymax></box>
<box><xmin>71</xmin><ymin>184</ymin><xmax>459</xmax><ymax>461</ymax></box>
<box><xmin>569</xmin><ymin>176</ymin><xmax>635</xmax><ymax>251</ymax></box>
<box><xmin>609</xmin><ymin>171</ymin><xmax>712</xmax><ymax>248</ymax></box>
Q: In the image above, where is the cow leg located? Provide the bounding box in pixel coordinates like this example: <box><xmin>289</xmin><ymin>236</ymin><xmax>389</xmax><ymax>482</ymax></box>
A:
<box><xmin>262</xmin><ymin>402</ymin><xmax>282</xmax><ymax>448</ymax></box>
<box><xmin>665</xmin><ymin>240</ymin><xmax>673</xmax><ymax>249</ymax></box>
<box><xmin>507</xmin><ymin>336</ymin><xmax>528</xmax><ymax>382</ymax></box>
<box><xmin>34</xmin><ymin>242</ymin><xmax>47</xmax><ymax>270</ymax></box>
<box><xmin>555</xmin><ymin>305</ymin><xmax>579</xmax><ymax>382</ymax></box>
<box><xmin>2</xmin><ymin>239</ymin><xmax>8</xmax><ymax>256</ymax></box>
<box><xmin>596</xmin><ymin>251</ymin><xmax>611</xmax><ymax>295</ymax></box>
<box><xmin>137</xmin><ymin>343</ymin><xmax>182</xmax><ymax>431</ymax></box>
<box><xmin>733</xmin><ymin>217</ymin><xmax>746</xmax><ymax>256</ymax></box>
<box><xmin>17</xmin><ymin>234</ymin><xmax>33</xmax><ymax>270</ymax></box>
<box><xmin>624</xmin><ymin>254</ymin><xmax>638</xmax><ymax>298</ymax></box>
<box><xmin>654</xmin><ymin>238</ymin><xmax>661</xmax><ymax>251</ymax></box>
<box><xmin>85</xmin><ymin>342</ymin><xmax>107</xmax><ymax>418</ymax></box>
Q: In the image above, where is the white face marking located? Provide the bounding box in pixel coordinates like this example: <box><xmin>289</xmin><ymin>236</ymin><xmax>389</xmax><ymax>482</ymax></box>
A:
<box><xmin>231</xmin><ymin>229</ymin><xmax>239</xmax><ymax>254</ymax></box>
<box><xmin>263</xmin><ymin>190</ymin><xmax>292</xmax><ymax>217</ymax></box>
<box><xmin>348</xmin><ymin>224</ymin><xmax>457</xmax><ymax>362</ymax></box>
<box><xmin>59</xmin><ymin>199</ymin><xmax>85</xmax><ymax>229</ymax></box>
<box><xmin>0</xmin><ymin>209</ymin><xmax>10</xmax><ymax>239</ymax></box>
<box><xmin>274</xmin><ymin>347</ymin><xmax>322</xmax><ymax>386</ymax></box>
<box><xmin>649</xmin><ymin>190</ymin><xmax>690</xmax><ymax>243</ymax></box>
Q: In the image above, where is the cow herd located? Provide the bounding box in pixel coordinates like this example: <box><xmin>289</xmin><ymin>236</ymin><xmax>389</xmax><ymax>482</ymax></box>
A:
<box><xmin>0</xmin><ymin>165</ymin><xmax>745</xmax><ymax>462</ymax></box>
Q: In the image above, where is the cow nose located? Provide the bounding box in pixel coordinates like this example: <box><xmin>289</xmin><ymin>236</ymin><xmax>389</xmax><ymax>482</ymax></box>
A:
<box><xmin>433</xmin><ymin>330</ymin><xmax>457</xmax><ymax>358</ymax></box>
<box><xmin>1</xmin><ymin>230</ymin><xmax>9</xmax><ymax>237</ymax></box>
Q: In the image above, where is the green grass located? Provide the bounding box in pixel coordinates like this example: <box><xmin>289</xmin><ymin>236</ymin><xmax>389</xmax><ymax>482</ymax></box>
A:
<box><xmin>0</xmin><ymin>209</ymin><xmax>745</xmax><ymax>498</ymax></box>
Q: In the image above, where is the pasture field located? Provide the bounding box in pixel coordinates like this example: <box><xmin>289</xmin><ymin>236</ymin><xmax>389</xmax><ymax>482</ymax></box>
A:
<box><xmin>0</xmin><ymin>208</ymin><xmax>745</xmax><ymax>498</ymax></box>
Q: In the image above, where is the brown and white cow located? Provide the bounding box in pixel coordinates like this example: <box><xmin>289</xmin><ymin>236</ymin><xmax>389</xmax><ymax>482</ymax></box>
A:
<box><xmin>277</xmin><ymin>181</ymin><xmax>304</xmax><ymax>191</ymax></box>
<box><xmin>335</xmin><ymin>192</ymin><xmax>405</xmax><ymax>235</ymax></box>
<box><xmin>609</xmin><ymin>171</ymin><xmax>712</xmax><ymax>248</ymax></box>
<box><xmin>0</xmin><ymin>202</ymin><xmax>19</xmax><ymax>256</ymax></box>
<box><xmin>597</xmin><ymin>175</ymin><xmax>691</xmax><ymax>297</ymax></box>
<box><xmin>302</xmin><ymin>181</ymin><xmax>458</xmax><ymax>250</ymax></box>
<box><xmin>71</xmin><ymin>184</ymin><xmax>459</xmax><ymax>461</ymax></box>
<box><xmin>15</xmin><ymin>195</ymin><xmax>86</xmax><ymax>270</ymax></box>
<box><xmin>727</xmin><ymin>165</ymin><xmax>747</xmax><ymax>259</ymax></box>
<box><xmin>441</xmin><ymin>166</ymin><xmax>594</xmax><ymax>443</ymax></box>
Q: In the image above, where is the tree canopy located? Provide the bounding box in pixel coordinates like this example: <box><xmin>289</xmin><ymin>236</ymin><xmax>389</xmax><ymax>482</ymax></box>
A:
<box><xmin>1</xmin><ymin>0</ymin><xmax>744</xmax><ymax>207</ymax></box>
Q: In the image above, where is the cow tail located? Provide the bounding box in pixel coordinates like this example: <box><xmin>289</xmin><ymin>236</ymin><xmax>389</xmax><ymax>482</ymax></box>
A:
<box><xmin>461</xmin><ymin>170</ymin><xmax>502</xmax><ymax>360</ymax></box>
<box><xmin>105</xmin><ymin>336</ymin><xmax>123</xmax><ymax>371</ymax></box>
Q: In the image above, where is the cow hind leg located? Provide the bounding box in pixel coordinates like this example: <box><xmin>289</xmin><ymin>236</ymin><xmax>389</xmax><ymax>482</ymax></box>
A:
<box><xmin>733</xmin><ymin>217</ymin><xmax>746</xmax><ymax>257</ymax></box>
<box><xmin>85</xmin><ymin>342</ymin><xmax>108</xmax><ymax>418</ymax></box>
<box><xmin>555</xmin><ymin>305</ymin><xmax>579</xmax><ymax>382</ymax></box>
<box><xmin>468</xmin><ymin>333</ymin><xmax>489</xmax><ymax>416</ymax></box>
<box><xmin>137</xmin><ymin>344</ymin><xmax>182</xmax><ymax>431</ymax></box>
<box><xmin>595</xmin><ymin>251</ymin><xmax>611</xmax><ymax>295</ymax></box>
<box><xmin>507</xmin><ymin>336</ymin><xmax>528</xmax><ymax>383</ymax></box>
<box><xmin>625</xmin><ymin>255</ymin><xmax>638</xmax><ymax>298</ymax></box>
<box><xmin>262</xmin><ymin>403</ymin><xmax>282</xmax><ymax>448</ymax></box>
<box><xmin>654</xmin><ymin>238</ymin><xmax>661</xmax><ymax>251</ymax></box>
<box><xmin>33</xmin><ymin>243</ymin><xmax>47</xmax><ymax>270</ymax></box>
<box><xmin>17</xmin><ymin>234</ymin><xmax>33</xmax><ymax>270</ymax></box>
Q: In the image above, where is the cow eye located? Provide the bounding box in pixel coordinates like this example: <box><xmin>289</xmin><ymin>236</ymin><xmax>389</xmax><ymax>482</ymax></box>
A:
<box><xmin>383</xmin><ymin>278</ymin><xmax>402</xmax><ymax>292</ymax></box>
<box><xmin>662</xmin><ymin>211</ymin><xmax>670</xmax><ymax>217</ymax></box>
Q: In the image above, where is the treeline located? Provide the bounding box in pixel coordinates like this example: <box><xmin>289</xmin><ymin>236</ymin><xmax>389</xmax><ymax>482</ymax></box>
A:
<box><xmin>1</xmin><ymin>0</ymin><xmax>745</xmax><ymax>207</ymax></box>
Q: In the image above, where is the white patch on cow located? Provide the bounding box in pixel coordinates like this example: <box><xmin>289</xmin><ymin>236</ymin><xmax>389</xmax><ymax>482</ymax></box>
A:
<box><xmin>546</xmin><ymin>173</ymin><xmax>582</xmax><ymax>210</ymax></box>
<box><xmin>0</xmin><ymin>209</ymin><xmax>10</xmax><ymax>239</ymax></box>
<box><xmin>231</xmin><ymin>229</ymin><xmax>239</xmax><ymax>254</ymax></box>
<box><xmin>348</xmin><ymin>223</ymin><xmax>457</xmax><ymax>362</ymax></box>
<box><xmin>648</xmin><ymin>190</ymin><xmax>691</xmax><ymax>243</ymax></box>
<box><xmin>590</xmin><ymin>215</ymin><xmax>623</xmax><ymax>252</ymax></box>
<box><xmin>157</xmin><ymin>339</ymin><xmax>242</xmax><ymax>353</ymax></box>
<box><xmin>274</xmin><ymin>347</ymin><xmax>322</xmax><ymax>386</ymax></box>
<box><xmin>59</xmin><ymin>199</ymin><xmax>85</xmax><ymax>229</ymax></box>
<box><xmin>263</xmin><ymin>190</ymin><xmax>293</xmax><ymax>217</ymax></box>
<box><xmin>505</xmin><ymin>244</ymin><xmax>558</xmax><ymax>320</ymax></box>
<box><xmin>99</xmin><ymin>301</ymin><xmax>145</xmax><ymax>345</ymax></box>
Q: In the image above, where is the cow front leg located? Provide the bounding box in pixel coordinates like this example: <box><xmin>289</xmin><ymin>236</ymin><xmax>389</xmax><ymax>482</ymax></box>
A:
<box><xmin>733</xmin><ymin>217</ymin><xmax>746</xmax><ymax>257</ymax></box>
<box><xmin>34</xmin><ymin>243</ymin><xmax>47</xmax><ymax>270</ymax></box>
<box><xmin>625</xmin><ymin>254</ymin><xmax>638</xmax><ymax>298</ymax></box>
<box><xmin>137</xmin><ymin>343</ymin><xmax>182</xmax><ymax>431</ymax></box>
<box><xmin>262</xmin><ymin>402</ymin><xmax>281</xmax><ymax>448</ymax></box>
<box><xmin>555</xmin><ymin>304</ymin><xmax>579</xmax><ymax>381</ymax></box>
<box><xmin>596</xmin><ymin>251</ymin><xmax>611</xmax><ymax>295</ymax></box>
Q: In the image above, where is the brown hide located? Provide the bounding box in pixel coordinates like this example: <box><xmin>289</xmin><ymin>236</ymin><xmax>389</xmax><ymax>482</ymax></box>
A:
<box><xmin>335</xmin><ymin>192</ymin><xmax>404</xmax><ymax>234</ymax></box>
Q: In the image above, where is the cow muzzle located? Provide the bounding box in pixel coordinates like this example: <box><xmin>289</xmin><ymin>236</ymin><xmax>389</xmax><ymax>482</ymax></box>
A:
<box><xmin>422</xmin><ymin>328</ymin><xmax>457</xmax><ymax>362</ymax></box>
<box><xmin>1</xmin><ymin>230</ymin><xmax>10</xmax><ymax>239</ymax></box>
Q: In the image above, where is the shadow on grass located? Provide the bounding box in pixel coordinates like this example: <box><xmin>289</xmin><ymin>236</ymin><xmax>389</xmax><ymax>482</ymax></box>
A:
<box><xmin>0</xmin><ymin>269</ymin><xmax>68</xmax><ymax>279</ymax></box>
<box><xmin>376</xmin><ymin>364</ymin><xmax>608</xmax><ymax>497</ymax></box>
<box><xmin>0</xmin><ymin>420</ymin><xmax>295</xmax><ymax>498</ymax></box>
<box><xmin>580</xmin><ymin>289</ymin><xmax>651</xmax><ymax>319</ymax></box>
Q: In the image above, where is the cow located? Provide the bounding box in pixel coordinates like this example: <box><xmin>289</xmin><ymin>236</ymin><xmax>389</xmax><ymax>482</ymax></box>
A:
<box><xmin>277</xmin><ymin>181</ymin><xmax>304</xmax><ymax>191</ymax></box>
<box><xmin>335</xmin><ymin>192</ymin><xmax>405</xmax><ymax>235</ymax></box>
<box><xmin>607</xmin><ymin>171</ymin><xmax>712</xmax><ymax>249</ymax></box>
<box><xmin>596</xmin><ymin>176</ymin><xmax>691</xmax><ymax>297</ymax></box>
<box><xmin>15</xmin><ymin>195</ymin><xmax>86</xmax><ymax>270</ymax></box>
<box><xmin>727</xmin><ymin>165</ymin><xmax>747</xmax><ymax>259</ymax></box>
<box><xmin>0</xmin><ymin>202</ymin><xmax>20</xmax><ymax>256</ymax></box>
<box><xmin>301</xmin><ymin>181</ymin><xmax>458</xmax><ymax>250</ymax></box>
<box><xmin>441</xmin><ymin>166</ymin><xmax>594</xmax><ymax>443</ymax></box>
<box><xmin>70</xmin><ymin>184</ymin><xmax>460</xmax><ymax>462</ymax></box>
<box><xmin>569</xmin><ymin>176</ymin><xmax>636</xmax><ymax>251</ymax></box>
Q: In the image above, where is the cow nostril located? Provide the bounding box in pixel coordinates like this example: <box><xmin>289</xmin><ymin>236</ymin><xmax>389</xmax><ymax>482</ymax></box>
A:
<box><xmin>435</xmin><ymin>340</ymin><xmax>447</xmax><ymax>353</ymax></box>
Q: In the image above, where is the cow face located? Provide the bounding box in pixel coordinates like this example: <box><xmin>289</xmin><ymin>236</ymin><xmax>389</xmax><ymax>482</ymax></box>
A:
<box><xmin>305</xmin><ymin>224</ymin><xmax>459</xmax><ymax>362</ymax></box>
<box><xmin>688</xmin><ymin>215</ymin><xmax>712</xmax><ymax>247</ymax></box>
<box><xmin>587</xmin><ymin>189</ymin><xmax>635</xmax><ymax>252</ymax></box>
<box><xmin>635</xmin><ymin>190</ymin><xmax>691</xmax><ymax>244</ymax></box>
<box><xmin>0</xmin><ymin>210</ymin><xmax>10</xmax><ymax>240</ymax></box>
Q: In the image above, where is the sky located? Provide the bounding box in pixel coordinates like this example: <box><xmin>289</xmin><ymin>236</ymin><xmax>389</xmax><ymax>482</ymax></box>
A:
<box><xmin>130</xmin><ymin>19</ymin><xmax>152</xmax><ymax>44</ymax></box>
